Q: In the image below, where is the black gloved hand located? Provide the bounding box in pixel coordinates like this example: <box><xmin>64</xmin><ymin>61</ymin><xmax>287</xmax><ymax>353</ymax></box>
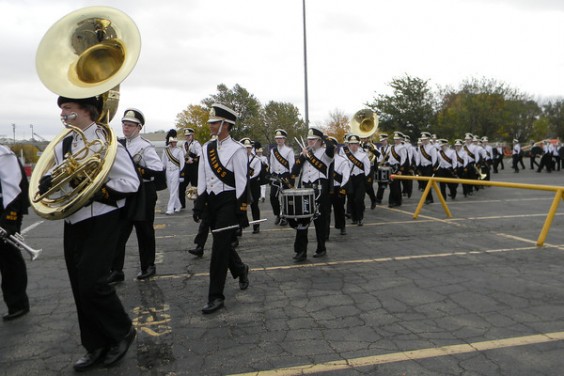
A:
<box><xmin>193</xmin><ymin>194</ymin><xmax>206</xmax><ymax>223</ymax></box>
<box><xmin>39</xmin><ymin>175</ymin><xmax>52</xmax><ymax>195</ymax></box>
<box><xmin>237</xmin><ymin>213</ymin><xmax>250</xmax><ymax>229</ymax></box>
<box><xmin>0</xmin><ymin>210</ymin><xmax>19</xmax><ymax>235</ymax></box>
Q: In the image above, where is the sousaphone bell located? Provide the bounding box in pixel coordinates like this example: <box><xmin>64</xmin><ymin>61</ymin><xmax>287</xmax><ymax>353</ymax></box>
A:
<box><xmin>350</xmin><ymin>109</ymin><xmax>379</xmax><ymax>139</ymax></box>
<box><xmin>30</xmin><ymin>6</ymin><xmax>141</xmax><ymax>220</ymax></box>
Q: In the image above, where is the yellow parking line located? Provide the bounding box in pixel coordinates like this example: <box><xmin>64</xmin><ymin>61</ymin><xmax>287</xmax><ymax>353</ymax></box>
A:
<box><xmin>228</xmin><ymin>331</ymin><xmax>564</xmax><ymax>376</ymax></box>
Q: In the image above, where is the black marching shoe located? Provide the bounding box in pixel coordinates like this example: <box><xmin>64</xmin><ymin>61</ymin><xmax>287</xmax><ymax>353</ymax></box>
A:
<box><xmin>340</xmin><ymin>228</ymin><xmax>347</xmax><ymax>235</ymax></box>
<box><xmin>252</xmin><ymin>225</ymin><xmax>260</xmax><ymax>234</ymax></box>
<box><xmin>106</xmin><ymin>270</ymin><xmax>125</xmax><ymax>285</ymax></box>
<box><xmin>313</xmin><ymin>249</ymin><xmax>327</xmax><ymax>258</ymax></box>
<box><xmin>279</xmin><ymin>218</ymin><xmax>288</xmax><ymax>226</ymax></box>
<box><xmin>136</xmin><ymin>265</ymin><xmax>156</xmax><ymax>280</ymax></box>
<box><xmin>424</xmin><ymin>199</ymin><xmax>433</xmax><ymax>205</ymax></box>
<box><xmin>103</xmin><ymin>327</ymin><xmax>136</xmax><ymax>367</ymax></box>
<box><xmin>357</xmin><ymin>220</ymin><xmax>363</xmax><ymax>226</ymax></box>
<box><xmin>239</xmin><ymin>264</ymin><xmax>249</xmax><ymax>290</ymax></box>
<box><xmin>188</xmin><ymin>245</ymin><xmax>204</xmax><ymax>257</ymax></box>
<box><xmin>202</xmin><ymin>298</ymin><xmax>224</xmax><ymax>314</ymax></box>
<box><xmin>294</xmin><ymin>250</ymin><xmax>307</xmax><ymax>262</ymax></box>
<box><xmin>73</xmin><ymin>348</ymin><xmax>106</xmax><ymax>372</ymax></box>
<box><xmin>274</xmin><ymin>216</ymin><xmax>281</xmax><ymax>225</ymax></box>
<box><xmin>2</xmin><ymin>307</ymin><xmax>29</xmax><ymax>321</ymax></box>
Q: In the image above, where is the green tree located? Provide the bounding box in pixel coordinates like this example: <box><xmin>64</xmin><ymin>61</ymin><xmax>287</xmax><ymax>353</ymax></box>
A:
<box><xmin>436</xmin><ymin>77</ymin><xmax>539</xmax><ymax>143</ymax></box>
<box><xmin>262</xmin><ymin>101</ymin><xmax>306</xmax><ymax>148</ymax></box>
<box><xmin>366</xmin><ymin>74</ymin><xmax>437</xmax><ymax>142</ymax></box>
<box><xmin>543</xmin><ymin>100</ymin><xmax>564</xmax><ymax>140</ymax></box>
<box><xmin>201</xmin><ymin>83</ymin><xmax>262</xmax><ymax>141</ymax></box>
<box><xmin>175</xmin><ymin>104</ymin><xmax>211</xmax><ymax>142</ymax></box>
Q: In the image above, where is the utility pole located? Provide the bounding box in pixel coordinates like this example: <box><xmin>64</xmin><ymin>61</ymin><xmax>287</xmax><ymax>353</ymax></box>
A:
<box><xmin>302</xmin><ymin>0</ymin><xmax>309</xmax><ymax>127</ymax></box>
<box><xmin>30</xmin><ymin>124</ymin><xmax>35</xmax><ymax>141</ymax></box>
<box><xmin>11</xmin><ymin>123</ymin><xmax>16</xmax><ymax>144</ymax></box>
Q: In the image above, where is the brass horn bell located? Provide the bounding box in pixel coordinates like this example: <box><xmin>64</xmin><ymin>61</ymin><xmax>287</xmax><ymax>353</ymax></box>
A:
<box><xmin>350</xmin><ymin>109</ymin><xmax>378</xmax><ymax>139</ymax></box>
<box><xmin>30</xmin><ymin>7</ymin><xmax>141</xmax><ymax>220</ymax></box>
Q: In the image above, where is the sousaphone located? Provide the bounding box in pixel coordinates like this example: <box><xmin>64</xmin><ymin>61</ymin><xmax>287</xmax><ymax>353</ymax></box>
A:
<box><xmin>349</xmin><ymin>109</ymin><xmax>379</xmax><ymax>139</ymax></box>
<box><xmin>30</xmin><ymin>6</ymin><xmax>141</xmax><ymax>219</ymax></box>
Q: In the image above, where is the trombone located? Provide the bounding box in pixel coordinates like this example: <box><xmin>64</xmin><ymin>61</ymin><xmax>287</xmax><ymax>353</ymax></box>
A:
<box><xmin>0</xmin><ymin>227</ymin><xmax>42</xmax><ymax>261</ymax></box>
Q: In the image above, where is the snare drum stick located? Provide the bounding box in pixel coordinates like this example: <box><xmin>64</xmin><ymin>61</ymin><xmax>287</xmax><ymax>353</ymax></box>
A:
<box><xmin>211</xmin><ymin>219</ymin><xmax>268</xmax><ymax>234</ymax></box>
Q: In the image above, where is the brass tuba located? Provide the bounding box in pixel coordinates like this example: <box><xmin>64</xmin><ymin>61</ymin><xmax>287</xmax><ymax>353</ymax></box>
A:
<box><xmin>350</xmin><ymin>109</ymin><xmax>379</xmax><ymax>139</ymax></box>
<box><xmin>30</xmin><ymin>6</ymin><xmax>141</xmax><ymax>220</ymax></box>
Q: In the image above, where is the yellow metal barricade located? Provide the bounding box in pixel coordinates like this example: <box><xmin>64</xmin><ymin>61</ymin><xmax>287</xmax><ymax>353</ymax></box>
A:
<box><xmin>390</xmin><ymin>174</ymin><xmax>564</xmax><ymax>246</ymax></box>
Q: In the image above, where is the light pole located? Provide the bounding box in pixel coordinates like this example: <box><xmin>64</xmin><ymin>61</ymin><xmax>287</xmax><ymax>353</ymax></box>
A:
<box><xmin>11</xmin><ymin>123</ymin><xmax>16</xmax><ymax>144</ymax></box>
<box><xmin>302</xmin><ymin>0</ymin><xmax>309</xmax><ymax>127</ymax></box>
<box><xmin>30</xmin><ymin>124</ymin><xmax>34</xmax><ymax>141</ymax></box>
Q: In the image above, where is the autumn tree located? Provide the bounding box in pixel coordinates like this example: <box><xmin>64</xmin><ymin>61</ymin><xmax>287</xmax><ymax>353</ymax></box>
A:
<box><xmin>175</xmin><ymin>104</ymin><xmax>211</xmax><ymax>141</ymax></box>
<box><xmin>324</xmin><ymin>109</ymin><xmax>349</xmax><ymax>142</ymax></box>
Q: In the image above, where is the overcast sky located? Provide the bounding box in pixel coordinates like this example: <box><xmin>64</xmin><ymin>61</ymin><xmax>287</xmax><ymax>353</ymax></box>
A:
<box><xmin>1</xmin><ymin>0</ymin><xmax>564</xmax><ymax>140</ymax></box>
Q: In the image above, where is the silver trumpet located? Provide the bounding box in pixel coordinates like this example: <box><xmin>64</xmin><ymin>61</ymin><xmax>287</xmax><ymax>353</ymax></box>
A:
<box><xmin>0</xmin><ymin>226</ymin><xmax>42</xmax><ymax>261</ymax></box>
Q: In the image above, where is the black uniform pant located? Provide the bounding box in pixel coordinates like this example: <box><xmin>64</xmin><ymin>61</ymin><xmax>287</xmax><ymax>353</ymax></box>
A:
<box><xmin>329</xmin><ymin>189</ymin><xmax>346</xmax><ymax>231</ymax></box>
<box><xmin>376</xmin><ymin>182</ymin><xmax>387</xmax><ymax>202</ymax></box>
<box><xmin>207</xmin><ymin>192</ymin><xmax>246</xmax><ymax>302</ymax></box>
<box><xmin>348</xmin><ymin>174</ymin><xmax>366</xmax><ymax>222</ymax></box>
<box><xmin>179</xmin><ymin>164</ymin><xmax>198</xmax><ymax>209</ymax></box>
<box><xmin>64</xmin><ymin>210</ymin><xmax>132</xmax><ymax>352</ymax></box>
<box><xmin>194</xmin><ymin>219</ymin><xmax>210</xmax><ymax>247</ymax></box>
<box><xmin>512</xmin><ymin>154</ymin><xmax>521</xmax><ymax>172</ymax></box>
<box><xmin>290</xmin><ymin>179</ymin><xmax>329</xmax><ymax>254</ymax></box>
<box><xmin>249</xmin><ymin>179</ymin><xmax>261</xmax><ymax>229</ymax></box>
<box><xmin>435</xmin><ymin>168</ymin><xmax>458</xmax><ymax>199</ymax></box>
<box><xmin>365</xmin><ymin>166</ymin><xmax>376</xmax><ymax>204</ymax></box>
<box><xmin>0</xmin><ymin>216</ymin><xmax>29</xmax><ymax>314</ymax></box>
<box><xmin>463</xmin><ymin>163</ymin><xmax>478</xmax><ymax>194</ymax></box>
<box><xmin>530</xmin><ymin>156</ymin><xmax>539</xmax><ymax>170</ymax></box>
<box><xmin>420</xmin><ymin>164</ymin><xmax>434</xmax><ymax>202</ymax></box>
<box><xmin>388</xmin><ymin>176</ymin><xmax>402</xmax><ymax>206</ymax></box>
<box><xmin>112</xmin><ymin>184</ymin><xmax>157</xmax><ymax>273</ymax></box>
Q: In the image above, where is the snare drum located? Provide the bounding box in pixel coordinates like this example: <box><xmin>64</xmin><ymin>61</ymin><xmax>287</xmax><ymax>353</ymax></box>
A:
<box><xmin>376</xmin><ymin>166</ymin><xmax>391</xmax><ymax>183</ymax></box>
<box><xmin>280</xmin><ymin>188</ymin><xmax>316</xmax><ymax>219</ymax></box>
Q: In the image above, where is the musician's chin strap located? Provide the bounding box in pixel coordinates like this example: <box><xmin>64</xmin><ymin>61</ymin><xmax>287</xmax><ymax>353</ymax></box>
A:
<box><xmin>217</xmin><ymin>120</ymin><xmax>225</xmax><ymax>139</ymax></box>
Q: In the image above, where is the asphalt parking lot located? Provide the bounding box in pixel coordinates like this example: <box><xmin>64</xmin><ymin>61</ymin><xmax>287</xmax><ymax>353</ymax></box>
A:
<box><xmin>1</xmin><ymin>165</ymin><xmax>564</xmax><ymax>375</ymax></box>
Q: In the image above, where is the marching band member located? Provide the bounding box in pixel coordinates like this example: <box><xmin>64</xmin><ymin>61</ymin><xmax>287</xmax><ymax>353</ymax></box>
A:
<box><xmin>343</xmin><ymin>134</ymin><xmax>371</xmax><ymax>226</ymax></box>
<box><xmin>41</xmin><ymin>96</ymin><xmax>139</xmax><ymax>370</ymax></box>
<box><xmin>290</xmin><ymin>127</ymin><xmax>334</xmax><ymax>261</ymax></box>
<box><xmin>512</xmin><ymin>139</ymin><xmax>522</xmax><ymax>173</ymax></box>
<box><xmin>269</xmin><ymin>129</ymin><xmax>295</xmax><ymax>226</ymax></box>
<box><xmin>108</xmin><ymin>108</ymin><xmax>165</xmax><ymax>284</ymax></box>
<box><xmin>481</xmin><ymin>136</ymin><xmax>493</xmax><ymax>180</ymax></box>
<box><xmin>435</xmin><ymin>139</ymin><xmax>458</xmax><ymax>200</ymax></box>
<box><xmin>361</xmin><ymin>137</ymin><xmax>379</xmax><ymax>209</ymax></box>
<box><xmin>492</xmin><ymin>142</ymin><xmax>505</xmax><ymax>173</ymax></box>
<box><xmin>256</xmin><ymin>147</ymin><xmax>269</xmax><ymax>202</ymax></box>
<box><xmin>454</xmin><ymin>139</ymin><xmax>470</xmax><ymax>197</ymax></box>
<box><xmin>375</xmin><ymin>133</ymin><xmax>390</xmax><ymax>205</ymax></box>
<box><xmin>161</xmin><ymin>131</ymin><xmax>185</xmax><ymax>215</ymax></box>
<box><xmin>193</xmin><ymin>104</ymin><xmax>250</xmax><ymax>314</ymax></box>
<box><xmin>179</xmin><ymin>128</ymin><xmax>202</xmax><ymax>210</ymax></box>
<box><xmin>402</xmin><ymin>134</ymin><xmax>415</xmax><ymax>199</ymax></box>
<box><xmin>537</xmin><ymin>140</ymin><xmax>553</xmax><ymax>173</ymax></box>
<box><xmin>241</xmin><ymin>138</ymin><xmax>263</xmax><ymax>234</ymax></box>
<box><xmin>387</xmin><ymin>132</ymin><xmax>409</xmax><ymax>208</ymax></box>
<box><xmin>463</xmin><ymin>133</ymin><xmax>479</xmax><ymax>195</ymax></box>
<box><xmin>327</xmin><ymin>137</ymin><xmax>350</xmax><ymax>236</ymax></box>
<box><xmin>417</xmin><ymin>132</ymin><xmax>437</xmax><ymax>204</ymax></box>
<box><xmin>0</xmin><ymin>144</ymin><xmax>30</xmax><ymax>321</ymax></box>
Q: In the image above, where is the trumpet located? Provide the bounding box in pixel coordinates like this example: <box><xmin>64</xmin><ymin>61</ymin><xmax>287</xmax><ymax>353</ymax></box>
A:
<box><xmin>0</xmin><ymin>227</ymin><xmax>42</xmax><ymax>261</ymax></box>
